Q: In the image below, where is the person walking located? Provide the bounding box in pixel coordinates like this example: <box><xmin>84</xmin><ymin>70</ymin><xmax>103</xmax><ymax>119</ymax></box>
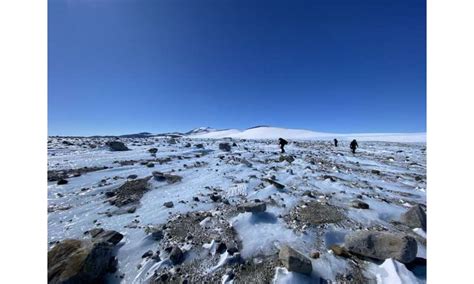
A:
<box><xmin>278</xmin><ymin>138</ymin><xmax>288</xmax><ymax>153</ymax></box>
<box><xmin>350</xmin><ymin>139</ymin><xmax>358</xmax><ymax>154</ymax></box>
<box><xmin>334</xmin><ymin>138</ymin><xmax>338</xmax><ymax>147</ymax></box>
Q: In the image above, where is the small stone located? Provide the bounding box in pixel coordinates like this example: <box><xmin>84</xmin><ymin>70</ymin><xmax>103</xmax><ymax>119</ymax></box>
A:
<box><xmin>164</xmin><ymin>201</ymin><xmax>174</xmax><ymax>208</ymax></box>
<box><xmin>142</xmin><ymin>250</ymin><xmax>153</xmax><ymax>258</ymax></box>
<box><xmin>227</xmin><ymin>247</ymin><xmax>239</xmax><ymax>255</ymax></box>
<box><xmin>330</xmin><ymin>245</ymin><xmax>351</xmax><ymax>257</ymax></box>
<box><xmin>210</xmin><ymin>194</ymin><xmax>221</xmax><ymax>202</ymax></box>
<box><xmin>350</xmin><ymin>200</ymin><xmax>370</xmax><ymax>209</ymax></box>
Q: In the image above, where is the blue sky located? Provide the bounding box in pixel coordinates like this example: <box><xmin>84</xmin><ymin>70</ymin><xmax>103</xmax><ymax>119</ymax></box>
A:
<box><xmin>48</xmin><ymin>0</ymin><xmax>426</xmax><ymax>136</ymax></box>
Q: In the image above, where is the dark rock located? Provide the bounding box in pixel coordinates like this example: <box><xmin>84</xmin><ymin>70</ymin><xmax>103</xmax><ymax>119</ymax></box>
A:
<box><xmin>227</xmin><ymin>247</ymin><xmax>239</xmax><ymax>255</ymax></box>
<box><xmin>371</xmin><ymin>169</ymin><xmax>381</xmax><ymax>175</ymax></box>
<box><xmin>127</xmin><ymin>206</ymin><xmax>137</xmax><ymax>214</ymax></box>
<box><xmin>345</xmin><ymin>231</ymin><xmax>417</xmax><ymax>263</ymax></box>
<box><xmin>164</xmin><ymin>201</ymin><xmax>174</xmax><ymax>208</ymax></box>
<box><xmin>127</xmin><ymin>175</ymin><xmax>138</xmax><ymax>180</ymax></box>
<box><xmin>57</xmin><ymin>179</ymin><xmax>68</xmax><ymax>185</ymax></box>
<box><xmin>145</xmin><ymin>226</ymin><xmax>164</xmax><ymax>241</ymax></box>
<box><xmin>278</xmin><ymin>245</ymin><xmax>312</xmax><ymax>275</ymax></box>
<box><xmin>238</xmin><ymin>202</ymin><xmax>266</xmax><ymax>213</ymax></box>
<box><xmin>210</xmin><ymin>194</ymin><xmax>222</xmax><ymax>202</ymax></box>
<box><xmin>350</xmin><ymin>200</ymin><xmax>370</xmax><ymax>209</ymax></box>
<box><xmin>152</xmin><ymin>171</ymin><xmax>182</xmax><ymax>184</ymax></box>
<box><xmin>148</xmin><ymin>148</ymin><xmax>158</xmax><ymax>154</ymax></box>
<box><xmin>219</xmin><ymin>143</ymin><xmax>231</xmax><ymax>152</ymax></box>
<box><xmin>262</xmin><ymin>178</ymin><xmax>285</xmax><ymax>189</ymax></box>
<box><xmin>106</xmin><ymin>141</ymin><xmax>129</xmax><ymax>151</ymax></box>
<box><xmin>216</xmin><ymin>242</ymin><xmax>227</xmax><ymax>254</ymax></box>
<box><xmin>48</xmin><ymin>238</ymin><xmax>118</xmax><ymax>284</ymax></box>
<box><xmin>104</xmin><ymin>191</ymin><xmax>115</xmax><ymax>198</ymax></box>
<box><xmin>88</xmin><ymin>228</ymin><xmax>104</xmax><ymax>238</ymax></box>
<box><xmin>310</xmin><ymin>251</ymin><xmax>320</xmax><ymax>259</ymax></box>
<box><xmin>195</xmin><ymin>144</ymin><xmax>204</xmax><ymax>149</ymax></box>
<box><xmin>169</xmin><ymin>246</ymin><xmax>184</xmax><ymax>265</ymax></box>
<box><xmin>400</xmin><ymin>204</ymin><xmax>426</xmax><ymax>231</ymax></box>
<box><xmin>142</xmin><ymin>250</ymin><xmax>154</xmax><ymax>258</ymax></box>
<box><xmin>91</xmin><ymin>230</ymin><xmax>124</xmax><ymax>245</ymax></box>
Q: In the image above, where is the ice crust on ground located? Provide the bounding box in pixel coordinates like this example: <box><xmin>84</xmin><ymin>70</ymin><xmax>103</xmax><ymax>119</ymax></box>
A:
<box><xmin>48</xmin><ymin>135</ymin><xmax>426</xmax><ymax>283</ymax></box>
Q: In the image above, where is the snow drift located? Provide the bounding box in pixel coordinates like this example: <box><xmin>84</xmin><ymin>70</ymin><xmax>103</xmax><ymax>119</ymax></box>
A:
<box><xmin>188</xmin><ymin>126</ymin><xmax>426</xmax><ymax>143</ymax></box>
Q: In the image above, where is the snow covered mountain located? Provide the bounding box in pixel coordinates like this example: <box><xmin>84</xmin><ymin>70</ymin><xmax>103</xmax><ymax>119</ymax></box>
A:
<box><xmin>187</xmin><ymin>126</ymin><xmax>426</xmax><ymax>143</ymax></box>
<box><xmin>184</xmin><ymin>127</ymin><xmax>217</xmax><ymax>135</ymax></box>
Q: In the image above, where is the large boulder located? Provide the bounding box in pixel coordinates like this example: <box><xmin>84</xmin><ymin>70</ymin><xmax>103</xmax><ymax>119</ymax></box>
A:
<box><xmin>400</xmin><ymin>204</ymin><xmax>426</xmax><ymax>231</ymax></box>
<box><xmin>48</xmin><ymin>233</ymin><xmax>122</xmax><ymax>284</ymax></box>
<box><xmin>219</xmin><ymin>143</ymin><xmax>231</xmax><ymax>152</ymax></box>
<box><xmin>106</xmin><ymin>141</ymin><xmax>129</xmax><ymax>151</ymax></box>
<box><xmin>345</xmin><ymin>231</ymin><xmax>417</xmax><ymax>263</ymax></box>
<box><xmin>278</xmin><ymin>245</ymin><xmax>312</xmax><ymax>275</ymax></box>
<box><xmin>238</xmin><ymin>202</ymin><xmax>266</xmax><ymax>213</ymax></box>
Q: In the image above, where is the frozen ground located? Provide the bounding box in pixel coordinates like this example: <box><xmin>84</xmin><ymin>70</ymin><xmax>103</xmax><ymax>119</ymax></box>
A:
<box><xmin>48</xmin><ymin>134</ymin><xmax>426</xmax><ymax>283</ymax></box>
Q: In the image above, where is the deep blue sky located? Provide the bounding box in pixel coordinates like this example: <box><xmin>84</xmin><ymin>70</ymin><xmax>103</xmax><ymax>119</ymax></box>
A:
<box><xmin>49</xmin><ymin>0</ymin><xmax>426</xmax><ymax>136</ymax></box>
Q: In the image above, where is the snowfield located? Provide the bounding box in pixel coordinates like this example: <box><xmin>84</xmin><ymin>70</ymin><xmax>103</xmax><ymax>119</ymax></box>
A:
<box><xmin>48</xmin><ymin>131</ymin><xmax>426</xmax><ymax>283</ymax></box>
<box><xmin>188</xmin><ymin>126</ymin><xmax>426</xmax><ymax>143</ymax></box>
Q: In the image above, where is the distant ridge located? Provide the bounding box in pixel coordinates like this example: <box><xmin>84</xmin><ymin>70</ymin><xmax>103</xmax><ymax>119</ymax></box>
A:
<box><xmin>81</xmin><ymin>126</ymin><xmax>425</xmax><ymax>143</ymax></box>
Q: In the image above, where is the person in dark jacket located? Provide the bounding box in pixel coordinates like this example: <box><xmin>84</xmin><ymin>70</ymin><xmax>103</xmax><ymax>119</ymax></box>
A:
<box><xmin>334</xmin><ymin>139</ymin><xmax>338</xmax><ymax>147</ymax></box>
<box><xmin>278</xmin><ymin>138</ymin><xmax>288</xmax><ymax>153</ymax></box>
<box><xmin>350</xmin><ymin>139</ymin><xmax>358</xmax><ymax>154</ymax></box>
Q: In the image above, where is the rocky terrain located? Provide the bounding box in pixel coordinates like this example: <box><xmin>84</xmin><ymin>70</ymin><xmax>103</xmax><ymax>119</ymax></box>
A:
<box><xmin>48</xmin><ymin>135</ymin><xmax>426</xmax><ymax>283</ymax></box>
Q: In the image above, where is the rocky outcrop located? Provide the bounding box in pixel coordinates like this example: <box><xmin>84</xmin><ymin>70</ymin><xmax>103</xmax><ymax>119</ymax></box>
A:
<box><xmin>109</xmin><ymin>176</ymin><xmax>152</xmax><ymax>207</ymax></box>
